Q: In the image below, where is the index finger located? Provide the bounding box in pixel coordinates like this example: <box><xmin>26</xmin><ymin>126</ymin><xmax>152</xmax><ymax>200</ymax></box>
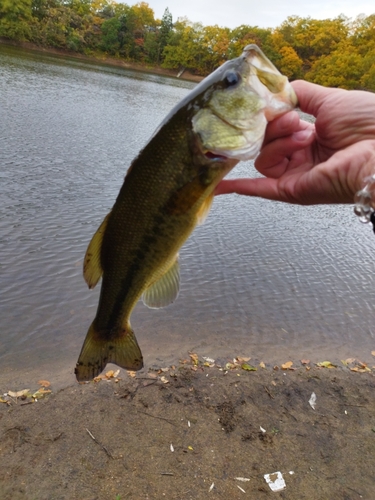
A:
<box><xmin>263</xmin><ymin>110</ymin><xmax>301</xmax><ymax>146</ymax></box>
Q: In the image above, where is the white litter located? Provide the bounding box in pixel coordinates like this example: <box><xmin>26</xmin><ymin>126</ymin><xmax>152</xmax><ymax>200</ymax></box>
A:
<box><xmin>203</xmin><ymin>356</ymin><xmax>215</xmax><ymax>363</ymax></box>
<box><xmin>309</xmin><ymin>392</ymin><xmax>317</xmax><ymax>410</ymax></box>
<box><xmin>235</xmin><ymin>477</ymin><xmax>251</xmax><ymax>482</ymax></box>
<box><xmin>264</xmin><ymin>471</ymin><xmax>286</xmax><ymax>492</ymax></box>
<box><xmin>209</xmin><ymin>482</ymin><xmax>214</xmax><ymax>492</ymax></box>
<box><xmin>260</xmin><ymin>426</ymin><xmax>266</xmax><ymax>433</ymax></box>
<box><xmin>170</xmin><ymin>443</ymin><xmax>174</xmax><ymax>452</ymax></box>
<box><xmin>188</xmin><ymin>420</ymin><xmax>191</xmax><ymax>427</ymax></box>
<box><xmin>237</xmin><ymin>485</ymin><xmax>246</xmax><ymax>493</ymax></box>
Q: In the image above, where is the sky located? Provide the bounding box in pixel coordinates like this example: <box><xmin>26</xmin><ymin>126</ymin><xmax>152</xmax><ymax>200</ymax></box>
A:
<box><xmin>121</xmin><ymin>0</ymin><xmax>374</xmax><ymax>28</ymax></box>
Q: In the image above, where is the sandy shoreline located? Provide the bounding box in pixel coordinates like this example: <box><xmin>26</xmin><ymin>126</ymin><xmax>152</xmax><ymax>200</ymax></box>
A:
<box><xmin>1</xmin><ymin>360</ymin><xmax>375</xmax><ymax>499</ymax></box>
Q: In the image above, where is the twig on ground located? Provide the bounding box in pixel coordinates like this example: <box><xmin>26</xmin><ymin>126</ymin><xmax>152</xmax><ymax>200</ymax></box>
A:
<box><xmin>135</xmin><ymin>410</ymin><xmax>177</xmax><ymax>426</ymax></box>
<box><xmin>86</xmin><ymin>428</ymin><xmax>113</xmax><ymax>459</ymax></box>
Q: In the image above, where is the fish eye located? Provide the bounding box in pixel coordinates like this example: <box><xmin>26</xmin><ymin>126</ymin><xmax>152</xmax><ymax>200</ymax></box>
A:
<box><xmin>224</xmin><ymin>71</ymin><xmax>240</xmax><ymax>87</ymax></box>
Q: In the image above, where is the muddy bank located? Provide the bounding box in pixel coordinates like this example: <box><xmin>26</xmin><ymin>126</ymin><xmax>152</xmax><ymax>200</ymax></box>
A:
<box><xmin>1</xmin><ymin>362</ymin><xmax>375</xmax><ymax>499</ymax></box>
<box><xmin>0</xmin><ymin>38</ymin><xmax>204</xmax><ymax>83</ymax></box>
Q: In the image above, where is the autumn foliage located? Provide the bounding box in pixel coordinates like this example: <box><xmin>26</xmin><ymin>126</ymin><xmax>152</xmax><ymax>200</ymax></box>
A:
<box><xmin>0</xmin><ymin>0</ymin><xmax>374</xmax><ymax>90</ymax></box>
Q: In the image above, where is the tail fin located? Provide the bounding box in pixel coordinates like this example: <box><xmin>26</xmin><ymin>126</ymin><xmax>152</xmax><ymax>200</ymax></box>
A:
<box><xmin>75</xmin><ymin>323</ymin><xmax>143</xmax><ymax>382</ymax></box>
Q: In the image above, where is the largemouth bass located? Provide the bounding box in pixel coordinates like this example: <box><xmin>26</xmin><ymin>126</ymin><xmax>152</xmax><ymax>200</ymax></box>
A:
<box><xmin>75</xmin><ymin>45</ymin><xmax>297</xmax><ymax>381</ymax></box>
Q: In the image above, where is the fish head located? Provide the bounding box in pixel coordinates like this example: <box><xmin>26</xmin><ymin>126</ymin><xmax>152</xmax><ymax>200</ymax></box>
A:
<box><xmin>191</xmin><ymin>44</ymin><xmax>297</xmax><ymax>161</ymax></box>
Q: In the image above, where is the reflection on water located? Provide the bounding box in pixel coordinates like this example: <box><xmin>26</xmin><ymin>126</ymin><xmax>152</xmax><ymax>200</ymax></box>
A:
<box><xmin>1</xmin><ymin>45</ymin><xmax>375</xmax><ymax>389</ymax></box>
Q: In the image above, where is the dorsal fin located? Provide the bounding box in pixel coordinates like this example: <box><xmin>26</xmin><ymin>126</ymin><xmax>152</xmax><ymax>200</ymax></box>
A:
<box><xmin>83</xmin><ymin>213</ymin><xmax>110</xmax><ymax>289</ymax></box>
<box><xmin>142</xmin><ymin>256</ymin><xmax>180</xmax><ymax>309</ymax></box>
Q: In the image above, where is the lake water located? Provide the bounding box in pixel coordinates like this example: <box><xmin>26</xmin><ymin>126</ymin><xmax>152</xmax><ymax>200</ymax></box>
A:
<box><xmin>1</xmin><ymin>44</ymin><xmax>375</xmax><ymax>389</ymax></box>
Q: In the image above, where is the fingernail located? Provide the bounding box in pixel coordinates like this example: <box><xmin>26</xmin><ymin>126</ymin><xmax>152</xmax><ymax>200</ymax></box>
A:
<box><xmin>293</xmin><ymin>129</ymin><xmax>314</xmax><ymax>142</ymax></box>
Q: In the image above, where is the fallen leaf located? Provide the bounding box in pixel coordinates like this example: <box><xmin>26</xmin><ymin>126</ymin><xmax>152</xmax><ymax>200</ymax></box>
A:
<box><xmin>241</xmin><ymin>363</ymin><xmax>257</xmax><ymax>371</ymax></box>
<box><xmin>38</xmin><ymin>380</ymin><xmax>51</xmax><ymax>387</ymax></box>
<box><xmin>281</xmin><ymin>361</ymin><xmax>293</xmax><ymax>370</ymax></box>
<box><xmin>236</xmin><ymin>356</ymin><xmax>251</xmax><ymax>363</ymax></box>
<box><xmin>160</xmin><ymin>376</ymin><xmax>169</xmax><ymax>384</ymax></box>
<box><xmin>259</xmin><ymin>361</ymin><xmax>266</xmax><ymax>369</ymax></box>
<box><xmin>188</xmin><ymin>446</ymin><xmax>193</xmax><ymax>450</ymax></box>
<box><xmin>350</xmin><ymin>366</ymin><xmax>371</xmax><ymax>373</ymax></box>
<box><xmin>105</xmin><ymin>370</ymin><xmax>115</xmax><ymax>378</ymax></box>
<box><xmin>341</xmin><ymin>358</ymin><xmax>356</xmax><ymax>366</ymax></box>
<box><xmin>202</xmin><ymin>356</ymin><xmax>215</xmax><ymax>363</ymax></box>
<box><xmin>316</xmin><ymin>361</ymin><xmax>337</xmax><ymax>368</ymax></box>
<box><xmin>0</xmin><ymin>398</ymin><xmax>10</xmax><ymax>405</ymax></box>
<box><xmin>127</xmin><ymin>371</ymin><xmax>136</xmax><ymax>378</ymax></box>
<box><xmin>38</xmin><ymin>388</ymin><xmax>52</xmax><ymax>394</ymax></box>
<box><xmin>8</xmin><ymin>389</ymin><xmax>30</xmax><ymax>398</ymax></box>
<box><xmin>371</xmin><ymin>351</ymin><xmax>375</xmax><ymax>357</ymax></box>
<box><xmin>189</xmin><ymin>353</ymin><xmax>199</xmax><ymax>366</ymax></box>
<box><xmin>225</xmin><ymin>362</ymin><xmax>236</xmax><ymax>370</ymax></box>
<box><xmin>113</xmin><ymin>369</ymin><xmax>120</xmax><ymax>377</ymax></box>
<box><xmin>300</xmin><ymin>359</ymin><xmax>310</xmax><ymax>365</ymax></box>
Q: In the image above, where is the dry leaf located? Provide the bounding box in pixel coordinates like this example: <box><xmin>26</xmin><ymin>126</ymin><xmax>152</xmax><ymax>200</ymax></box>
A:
<box><xmin>300</xmin><ymin>359</ymin><xmax>310</xmax><ymax>365</ymax></box>
<box><xmin>38</xmin><ymin>380</ymin><xmax>51</xmax><ymax>387</ymax></box>
<box><xmin>0</xmin><ymin>398</ymin><xmax>10</xmax><ymax>405</ymax></box>
<box><xmin>350</xmin><ymin>366</ymin><xmax>371</xmax><ymax>373</ymax></box>
<box><xmin>105</xmin><ymin>370</ymin><xmax>115</xmax><ymax>378</ymax></box>
<box><xmin>127</xmin><ymin>371</ymin><xmax>136</xmax><ymax>378</ymax></box>
<box><xmin>38</xmin><ymin>388</ymin><xmax>52</xmax><ymax>394</ymax></box>
<box><xmin>259</xmin><ymin>361</ymin><xmax>266</xmax><ymax>369</ymax></box>
<box><xmin>281</xmin><ymin>361</ymin><xmax>293</xmax><ymax>370</ymax></box>
<box><xmin>225</xmin><ymin>362</ymin><xmax>236</xmax><ymax>370</ymax></box>
<box><xmin>160</xmin><ymin>376</ymin><xmax>169</xmax><ymax>384</ymax></box>
<box><xmin>316</xmin><ymin>361</ymin><xmax>337</xmax><ymax>368</ymax></box>
<box><xmin>8</xmin><ymin>389</ymin><xmax>30</xmax><ymax>398</ymax></box>
<box><xmin>189</xmin><ymin>353</ymin><xmax>199</xmax><ymax>366</ymax></box>
<box><xmin>236</xmin><ymin>356</ymin><xmax>251</xmax><ymax>363</ymax></box>
<box><xmin>371</xmin><ymin>351</ymin><xmax>375</xmax><ymax>357</ymax></box>
<box><xmin>341</xmin><ymin>358</ymin><xmax>356</xmax><ymax>366</ymax></box>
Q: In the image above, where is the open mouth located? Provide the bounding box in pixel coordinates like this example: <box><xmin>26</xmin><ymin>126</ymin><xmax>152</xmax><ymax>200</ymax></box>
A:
<box><xmin>204</xmin><ymin>151</ymin><xmax>228</xmax><ymax>161</ymax></box>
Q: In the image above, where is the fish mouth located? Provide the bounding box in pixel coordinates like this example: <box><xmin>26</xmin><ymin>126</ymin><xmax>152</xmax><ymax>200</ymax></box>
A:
<box><xmin>204</xmin><ymin>151</ymin><xmax>228</xmax><ymax>161</ymax></box>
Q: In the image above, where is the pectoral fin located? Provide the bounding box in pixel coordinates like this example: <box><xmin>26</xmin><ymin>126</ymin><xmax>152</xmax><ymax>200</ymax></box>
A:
<box><xmin>142</xmin><ymin>257</ymin><xmax>180</xmax><ymax>309</ymax></box>
<box><xmin>196</xmin><ymin>192</ymin><xmax>214</xmax><ymax>225</ymax></box>
<box><xmin>83</xmin><ymin>213</ymin><xmax>110</xmax><ymax>289</ymax></box>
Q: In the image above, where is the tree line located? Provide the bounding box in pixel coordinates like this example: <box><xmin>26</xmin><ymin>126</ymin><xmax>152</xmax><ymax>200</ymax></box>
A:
<box><xmin>0</xmin><ymin>0</ymin><xmax>374</xmax><ymax>90</ymax></box>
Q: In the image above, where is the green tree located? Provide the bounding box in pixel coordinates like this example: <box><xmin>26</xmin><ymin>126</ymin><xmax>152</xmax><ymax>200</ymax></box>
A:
<box><xmin>0</xmin><ymin>0</ymin><xmax>32</xmax><ymax>39</ymax></box>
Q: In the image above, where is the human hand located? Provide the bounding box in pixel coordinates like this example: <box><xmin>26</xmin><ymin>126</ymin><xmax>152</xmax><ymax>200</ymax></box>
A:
<box><xmin>216</xmin><ymin>80</ymin><xmax>375</xmax><ymax>204</ymax></box>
